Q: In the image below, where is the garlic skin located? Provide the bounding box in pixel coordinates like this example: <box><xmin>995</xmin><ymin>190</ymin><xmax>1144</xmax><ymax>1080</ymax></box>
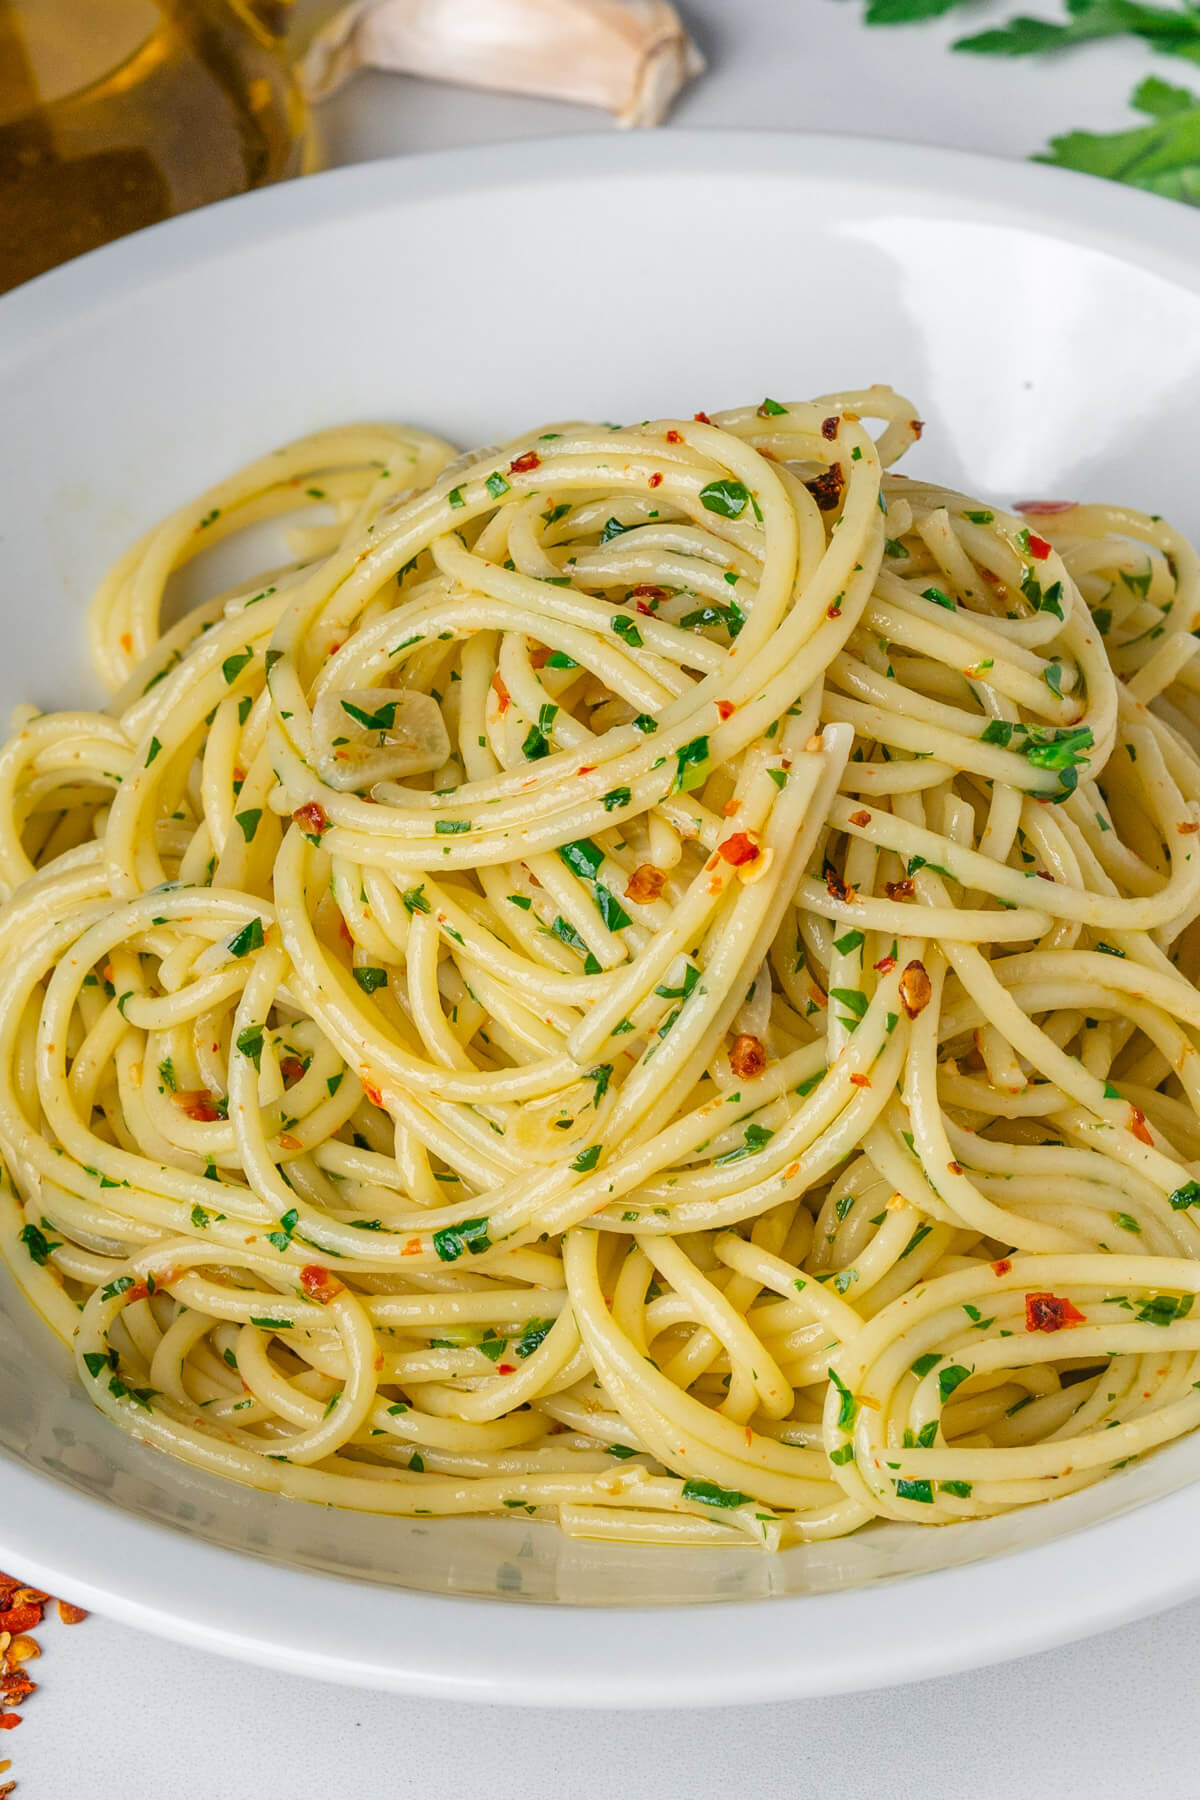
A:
<box><xmin>299</xmin><ymin>0</ymin><xmax>705</xmax><ymax>127</ymax></box>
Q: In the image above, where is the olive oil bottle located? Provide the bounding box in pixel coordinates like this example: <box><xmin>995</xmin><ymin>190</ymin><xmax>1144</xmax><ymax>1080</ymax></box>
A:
<box><xmin>0</xmin><ymin>0</ymin><xmax>308</xmax><ymax>293</ymax></box>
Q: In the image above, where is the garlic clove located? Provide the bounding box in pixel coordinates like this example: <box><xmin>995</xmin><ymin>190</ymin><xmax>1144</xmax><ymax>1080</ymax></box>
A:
<box><xmin>299</xmin><ymin>0</ymin><xmax>704</xmax><ymax>128</ymax></box>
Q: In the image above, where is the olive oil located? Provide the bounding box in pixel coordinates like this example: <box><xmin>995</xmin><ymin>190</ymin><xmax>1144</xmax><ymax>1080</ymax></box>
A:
<box><xmin>0</xmin><ymin>0</ymin><xmax>307</xmax><ymax>293</ymax></box>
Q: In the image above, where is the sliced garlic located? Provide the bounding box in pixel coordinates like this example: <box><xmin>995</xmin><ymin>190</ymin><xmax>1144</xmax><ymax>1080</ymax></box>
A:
<box><xmin>733</xmin><ymin>959</ymin><xmax>772</xmax><ymax>1040</ymax></box>
<box><xmin>299</xmin><ymin>0</ymin><xmax>704</xmax><ymax>128</ymax></box>
<box><xmin>312</xmin><ymin>687</ymin><xmax>449</xmax><ymax>792</ymax></box>
<box><xmin>507</xmin><ymin>1076</ymin><xmax>607</xmax><ymax>1163</ymax></box>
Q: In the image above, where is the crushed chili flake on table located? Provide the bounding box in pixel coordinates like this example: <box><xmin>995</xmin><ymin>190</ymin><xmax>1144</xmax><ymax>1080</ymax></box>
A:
<box><xmin>0</xmin><ymin>1575</ymin><xmax>86</xmax><ymax>1787</ymax></box>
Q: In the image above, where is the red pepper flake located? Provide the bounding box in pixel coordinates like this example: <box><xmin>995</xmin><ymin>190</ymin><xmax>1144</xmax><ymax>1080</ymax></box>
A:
<box><xmin>718</xmin><ymin>832</ymin><xmax>761</xmax><ymax>867</ymax></box>
<box><xmin>280</xmin><ymin>1056</ymin><xmax>306</xmax><ymax>1086</ymax></box>
<box><xmin>730</xmin><ymin>1034</ymin><xmax>767</xmax><ymax>1079</ymax></box>
<box><xmin>630</xmin><ymin>583</ymin><xmax>668</xmax><ymax>601</ymax></box>
<box><xmin>300</xmin><ymin>1264</ymin><xmax>346</xmax><ymax>1304</ymax></box>
<box><xmin>1016</xmin><ymin>499</ymin><xmax>1076</xmax><ymax>515</ymax></box>
<box><xmin>529</xmin><ymin>645</ymin><xmax>552</xmax><ymax>669</ymax></box>
<box><xmin>948</xmin><ymin>1161</ymin><xmax>963</xmax><ymax>1176</ymax></box>
<box><xmin>177</xmin><ymin>1090</ymin><xmax>220</xmax><ymax>1123</ymax></box>
<box><xmin>1129</xmin><ymin>1105</ymin><xmax>1153</xmax><ymax>1146</ymax></box>
<box><xmin>898</xmin><ymin>960</ymin><xmax>932</xmax><ymax>1020</ymax></box>
<box><xmin>666</xmin><ymin>429</ymin><xmax>683</xmax><ymax>444</ymax></box>
<box><xmin>873</xmin><ymin>954</ymin><xmax>896</xmax><ymax>974</ymax></box>
<box><xmin>625</xmin><ymin>864</ymin><xmax>666</xmax><ymax>903</ymax></box>
<box><xmin>0</xmin><ymin>1717</ymin><xmax>20</xmax><ymax>1732</ymax></box>
<box><xmin>497</xmin><ymin>1363</ymin><xmax>517</xmax><ymax>1375</ymax></box>
<box><xmin>850</xmin><ymin>1072</ymin><xmax>871</xmax><ymax>1088</ymax></box>
<box><xmin>402</xmin><ymin>1237</ymin><xmax>421</xmax><ymax>1256</ymax></box>
<box><xmin>577</xmin><ymin>764</ymin><xmax>596</xmax><ymax>775</ymax></box>
<box><xmin>0</xmin><ymin>1608</ymin><xmax>40</xmax><ymax>1638</ymax></box>
<box><xmin>509</xmin><ymin>451</ymin><xmax>541</xmax><ymax>474</ymax></box>
<box><xmin>292</xmin><ymin>801</ymin><xmax>328</xmax><ymax>836</ymax></box>
<box><xmin>57</xmin><ymin>1601</ymin><xmax>87</xmax><ymax>1625</ymax></box>
<box><xmin>693</xmin><ymin>411</ymin><xmax>712</xmax><ymax>425</ymax></box>
<box><xmin>910</xmin><ymin>419</ymin><xmax>925</xmax><ymax>439</ymax></box>
<box><xmin>278</xmin><ymin>1133</ymin><xmax>302</xmax><ymax>1151</ymax></box>
<box><xmin>1025</xmin><ymin>1292</ymin><xmax>1086</xmax><ymax>1333</ymax></box>
<box><xmin>363</xmin><ymin>1081</ymin><xmax>384</xmax><ymax>1108</ymax></box>
<box><xmin>992</xmin><ymin>1257</ymin><xmax>1012</xmax><ymax>1277</ymax></box>
<box><xmin>721</xmin><ymin>798</ymin><xmax>739</xmax><ymax>817</ymax></box>
<box><xmin>648</xmin><ymin>472</ymin><xmax>663</xmax><ymax>489</ymax></box>
<box><xmin>820</xmin><ymin>416</ymin><xmax>839</xmax><ymax>441</ymax></box>
<box><xmin>715</xmin><ymin>699</ymin><xmax>735</xmax><ymax>722</ymax></box>
<box><xmin>490</xmin><ymin>672</ymin><xmax>511</xmax><ymax>714</ymax></box>
<box><xmin>1027</xmin><ymin>532</ymin><xmax>1053</xmax><ymax>561</ymax></box>
<box><xmin>805</xmin><ymin>466</ymin><xmax>845</xmax><ymax>512</ymax></box>
<box><xmin>823</xmin><ymin>859</ymin><xmax>855</xmax><ymax>905</ymax></box>
<box><xmin>849</xmin><ymin>809</ymin><xmax>871</xmax><ymax>828</ymax></box>
<box><xmin>1179</xmin><ymin>821</ymin><xmax>1200</xmax><ymax>835</ymax></box>
<box><xmin>120</xmin><ymin>632</ymin><xmax>133</xmax><ymax>655</ymax></box>
<box><xmin>827</xmin><ymin>602</ymin><xmax>842</xmax><ymax>619</ymax></box>
<box><xmin>885</xmin><ymin>878</ymin><xmax>915</xmax><ymax>900</ymax></box>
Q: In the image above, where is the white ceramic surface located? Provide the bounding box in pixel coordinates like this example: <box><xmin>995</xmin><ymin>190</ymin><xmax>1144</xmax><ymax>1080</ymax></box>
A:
<box><xmin>4</xmin><ymin>131</ymin><xmax>1200</xmax><ymax>1705</ymax></box>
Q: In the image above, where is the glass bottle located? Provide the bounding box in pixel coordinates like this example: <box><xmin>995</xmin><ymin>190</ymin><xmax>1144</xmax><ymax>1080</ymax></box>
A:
<box><xmin>0</xmin><ymin>0</ymin><xmax>308</xmax><ymax>294</ymax></box>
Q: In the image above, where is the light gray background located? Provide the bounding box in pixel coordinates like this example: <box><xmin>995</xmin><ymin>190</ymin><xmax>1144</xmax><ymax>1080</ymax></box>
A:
<box><xmin>16</xmin><ymin>1</ymin><xmax>1198</xmax><ymax>1792</ymax></box>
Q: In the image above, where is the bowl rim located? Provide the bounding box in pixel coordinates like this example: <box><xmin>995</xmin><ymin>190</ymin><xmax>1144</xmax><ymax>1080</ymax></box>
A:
<box><xmin>4</xmin><ymin>126</ymin><xmax>1200</xmax><ymax>1705</ymax></box>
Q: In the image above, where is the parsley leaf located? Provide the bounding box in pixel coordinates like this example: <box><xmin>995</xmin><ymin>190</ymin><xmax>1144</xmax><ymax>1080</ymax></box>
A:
<box><xmin>1036</xmin><ymin>76</ymin><xmax>1200</xmax><ymax>204</ymax></box>
<box><xmin>698</xmin><ymin>479</ymin><xmax>751</xmax><ymax>518</ymax></box>
<box><xmin>432</xmin><ymin>1217</ymin><xmax>492</xmax><ymax>1262</ymax></box>
<box><xmin>958</xmin><ymin>2</ymin><xmax>1200</xmax><ymax>65</ymax></box>
<box><xmin>18</xmin><ymin>1222</ymin><xmax>60</xmax><ymax>1265</ymax></box>
<box><xmin>681</xmin><ymin>1477</ymin><xmax>753</xmax><ymax>1508</ymax></box>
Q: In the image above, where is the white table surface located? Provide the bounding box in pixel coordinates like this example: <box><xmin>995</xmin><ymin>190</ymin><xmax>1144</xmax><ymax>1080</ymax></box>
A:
<box><xmin>17</xmin><ymin>2</ymin><xmax>1200</xmax><ymax>1793</ymax></box>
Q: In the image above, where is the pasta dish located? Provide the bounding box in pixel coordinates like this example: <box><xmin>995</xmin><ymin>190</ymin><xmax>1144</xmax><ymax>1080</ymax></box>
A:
<box><xmin>3</xmin><ymin>388</ymin><xmax>1199</xmax><ymax>1552</ymax></box>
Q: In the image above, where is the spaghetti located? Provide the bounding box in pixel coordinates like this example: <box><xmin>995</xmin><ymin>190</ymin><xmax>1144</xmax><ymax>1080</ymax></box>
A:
<box><xmin>3</xmin><ymin>389</ymin><xmax>1200</xmax><ymax>1550</ymax></box>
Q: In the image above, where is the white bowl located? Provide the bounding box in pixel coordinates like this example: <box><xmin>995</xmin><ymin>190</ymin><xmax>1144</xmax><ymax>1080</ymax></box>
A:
<box><xmin>4</xmin><ymin>131</ymin><xmax>1200</xmax><ymax>1706</ymax></box>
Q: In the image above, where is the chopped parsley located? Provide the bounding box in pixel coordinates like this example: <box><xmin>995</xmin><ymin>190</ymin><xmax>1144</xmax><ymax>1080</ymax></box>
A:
<box><xmin>227</xmin><ymin>918</ymin><xmax>265</xmax><ymax>958</ymax></box>
<box><xmin>681</xmin><ymin>1477</ymin><xmax>753</xmax><ymax>1508</ymax></box>
<box><xmin>18</xmin><ymin>1222</ymin><xmax>60</xmax><ymax>1265</ymax></box>
<box><xmin>672</xmin><ymin>734</ymin><xmax>710</xmax><ymax>794</ymax></box>
<box><xmin>353</xmin><ymin>967</ymin><xmax>388</xmax><ymax>994</ymax></box>
<box><xmin>699</xmin><ymin>479</ymin><xmax>751</xmax><ymax>519</ymax></box>
<box><xmin>896</xmin><ymin>1478</ymin><xmax>934</xmax><ymax>1504</ymax></box>
<box><xmin>715</xmin><ymin>1122</ymin><xmax>775</xmax><ymax>1164</ymax></box>
<box><xmin>432</xmin><ymin>1217</ymin><xmax>492</xmax><ymax>1262</ymax></box>
<box><xmin>828</xmin><ymin>1366</ymin><xmax>858</xmax><ymax>1431</ymax></box>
